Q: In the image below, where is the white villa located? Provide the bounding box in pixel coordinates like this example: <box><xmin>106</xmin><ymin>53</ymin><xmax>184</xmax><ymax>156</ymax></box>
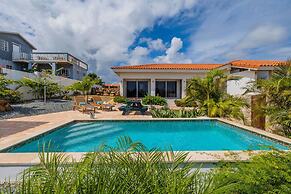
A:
<box><xmin>112</xmin><ymin>60</ymin><xmax>285</xmax><ymax>98</ymax></box>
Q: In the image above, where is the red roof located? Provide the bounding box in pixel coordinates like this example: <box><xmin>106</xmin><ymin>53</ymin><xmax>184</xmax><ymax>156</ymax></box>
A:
<box><xmin>229</xmin><ymin>60</ymin><xmax>285</xmax><ymax>69</ymax></box>
<box><xmin>111</xmin><ymin>63</ymin><xmax>224</xmax><ymax>70</ymax></box>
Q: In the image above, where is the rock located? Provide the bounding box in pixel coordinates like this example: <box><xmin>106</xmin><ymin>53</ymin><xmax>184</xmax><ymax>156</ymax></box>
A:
<box><xmin>0</xmin><ymin>100</ymin><xmax>12</xmax><ymax>112</ymax></box>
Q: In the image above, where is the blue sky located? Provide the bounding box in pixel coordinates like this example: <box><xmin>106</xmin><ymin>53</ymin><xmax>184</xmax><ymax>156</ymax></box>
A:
<box><xmin>1</xmin><ymin>0</ymin><xmax>291</xmax><ymax>82</ymax></box>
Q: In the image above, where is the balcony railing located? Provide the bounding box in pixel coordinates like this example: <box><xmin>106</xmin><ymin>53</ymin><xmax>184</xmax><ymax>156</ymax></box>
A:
<box><xmin>32</xmin><ymin>53</ymin><xmax>67</xmax><ymax>61</ymax></box>
<box><xmin>32</xmin><ymin>52</ymin><xmax>88</xmax><ymax>70</ymax></box>
<box><xmin>12</xmin><ymin>52</ymin><xmax>31</xmax><ymax>61</ymax></box>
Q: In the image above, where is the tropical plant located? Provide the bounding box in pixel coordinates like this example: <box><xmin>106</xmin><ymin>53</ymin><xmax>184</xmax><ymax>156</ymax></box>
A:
<box><xmin>0</xmin><ymin>74</ymin><xmax>21</xmax><ymax>103</ymax></box>
<box><xmin>175</xmin><ymin>97</ymin><xmax>197</xmax><ymax>107</ymax></box>
<box><xmin>66</xmin><ymin>75</ymin><xmax>103</xmax><ymax>96</ymax></box>
<box><xmin>17</xmin><ymin>77</ymin><xmax>63</xmax><ymax>100</ymax></box>
<box><xmin>87</xmin><ymin>72</ymin><xmax>102</xmax><ymax>82</ymax></box>
<box><xmin>211</xmin><ymin>150</ymin><xmax>291</xmax><ymax>194</ymax></box>
<box><xmin>113</xmin><ymin>96</ymin><xmax>128</xmax><ymax>103</ymax></box>
<box><xmin>201</xmin><ymin>95</ymin><xmax>248</xmax><ymax>121</ymax></box>
<box><xmin>142</xmin><ymin>95</ymin><xmax>167</xmax><ymax>106</ymax></box>
<box><xmin>245</xmin><ymin>61</ymin><xmax>291</xmax><ymax>136</ymax></box>
<box><xmin>185</xmin><ymin>69</ymin><xmax>247</xmax><ymax>120</ymax></box>
<box><xmin>1</xmin><ymin>137</ymin><xmax>214</xmax><ymax>194</ymax></box>
<box><xmin>151</xmin><ymin>107</ymin><xmax>201</xmax><ymax>118</ymax></box>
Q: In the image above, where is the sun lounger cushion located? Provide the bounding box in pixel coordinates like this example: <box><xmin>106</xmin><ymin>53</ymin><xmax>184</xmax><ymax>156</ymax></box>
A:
<box><xmin>95</xmin><ymin>101</ymin><xmax>103</xmax><ymax>104</ymax></box>
<box><xmin>79</xmin><ymin>102</ymin><xmax>86</xmax><ymax>106</ymax></box>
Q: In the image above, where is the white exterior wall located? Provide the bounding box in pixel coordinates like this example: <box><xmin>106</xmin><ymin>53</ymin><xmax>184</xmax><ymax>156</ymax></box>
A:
<box><xmin>227</xmin><ymin>70</ymin><xmax>256</xmax><ymax>96</ymax></box>
<box><xmin>116</xmin><ymin>71</ymin><xmax>211</xmax><ymax>99</ymax></box>
<box><xmin>3</xmin><ymin>68</ymin><xmax>78</xmax><ymax>100</ymax></box>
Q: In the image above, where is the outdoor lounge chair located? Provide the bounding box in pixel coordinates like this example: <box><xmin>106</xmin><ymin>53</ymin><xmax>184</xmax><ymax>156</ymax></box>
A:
<box><xmin>118</xmin><ymin>100</ymin><xmax>148</xmax><ymax>115</ymax></box>
<box><xmin>89</xmin><ymin>96</ymin><xmax>104</xmax><ymax>110</ymax></box>
<box><xmin>73</xmin><ymin>96</ymin><xmax>98</xmax><ymax>113</ymax></box>
<box><xmin>89</xmin><ymin>96</ymin><xmax>115</xmax><ymax>111</ymax></box>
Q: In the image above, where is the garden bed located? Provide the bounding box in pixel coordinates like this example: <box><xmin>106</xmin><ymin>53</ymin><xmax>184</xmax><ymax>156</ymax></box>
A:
<box><xmin>0</xmin><ymin>99</ymin><xmax>73</xmax><ymax>120</ymax></box>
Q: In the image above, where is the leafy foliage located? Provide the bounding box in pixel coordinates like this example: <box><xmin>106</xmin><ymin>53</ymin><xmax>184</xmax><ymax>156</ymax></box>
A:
<box><xmin>151</xmin><ymin>107</ymin><xmax>202</xmax><ymax>118</ymax></box>
<box><xmin>142</xmin><ymin>95</ymin><xmax>167</xmax><ymax>106</ymax></box>
<box><xmin>201</xmin><ymin>95</ymin><xmax>248</xmax><ymax>121</ymax></box>
<box><xmin>185</xmin><ymin>70</ymin><xmax>247</xmax><ymax>120</ymax></box>
<box><xmin>0</xmin><ymin>74</ymin><xmax>21</xmax><ymax>103</ymax></box>
<box><xmin>211</xmin><ymin>151</ymin><xmax>291</xmax><ymax>194</ymax></box>
<box><xmin>246</xmin><ymin>62</ymin><xmax>291</xmax><ymax>136</ymax></box>
<box><xmin>175</xmin><ymin>97</ymin><xmax>197</xmax><ymax>107</ymax></box>
<box><xmin>1</xmin><ymin>137</ymin><xmax>213</xmax><ymax>194</ymax></box>
<box><xmin>66</xmin><ymin>75</ymin><xmax>102</xmax><ymax>95</ymax></box>
<box><xmin>113</xmin><ymin>96</ymin><xmax>128</xmax><ymax>103</ymax></box>
<box><xmin>1</xmin><ymin>138</ymin><xmax>289</xmax><ymax>193</ymax></box>
<box><xmin>17</xmin><ymin>76</ymin><xmax>63</xmax><ymax>99</ymax></box>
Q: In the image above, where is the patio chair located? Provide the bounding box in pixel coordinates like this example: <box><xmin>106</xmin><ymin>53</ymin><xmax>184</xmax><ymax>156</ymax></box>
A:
<box><xmin>90</xmin><ymin>96</ymin><xmax>104</xmax><ymax>110</ymax></box>
<box><xmin>118</xmin><ymin>100</ymin><xmax>148</xmax><ymax>115</ymax></box>
<box><xmin>101</xmin><ymin>99</ymin><xmax>116</xmax><ymax>111</ymax></box>
<box><xmin>73</xmin><ymin>96</ymin><xmax>98</xmax><ymax>113</ymax></box>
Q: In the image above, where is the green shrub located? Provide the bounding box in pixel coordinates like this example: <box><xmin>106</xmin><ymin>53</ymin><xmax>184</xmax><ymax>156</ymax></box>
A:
<box><xmin>142</xmin><ymin>95</ymin><xmax>167</xmax><ymax>106</ymax></box>
<box><xmin>211</xmin><ymin>151</ymin><xmax>291</xmax><ymax>194</ymax></box>
<box><xmin>151</xmin><ymin>107</ymin><xmax>201</xmax><ymax>118</ymax></box>
<box><xmin>174</xmin><ymin>97</ymin><xmax>196</xmax><ymax>107</ymax></box>
<box><xmin>114</xmin><ymin>96</ymin><xmax>128</xmax><ymax>103</ymax></box>
<box><xmin>0</xmin><ymin>74</ymin><xmax>21</xmax><ymax>103</ymax></box>
<box><xmin>0</xmin><ymin>89</ymin><xmax>21</xmax><ymax>103</ymax></box>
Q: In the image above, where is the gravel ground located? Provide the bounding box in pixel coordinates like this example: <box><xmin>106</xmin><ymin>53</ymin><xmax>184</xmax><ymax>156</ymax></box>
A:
<box><xmin>0</xmin><ymin>100</ymin><xmax>73</xmax><ymax>120</ymax></box>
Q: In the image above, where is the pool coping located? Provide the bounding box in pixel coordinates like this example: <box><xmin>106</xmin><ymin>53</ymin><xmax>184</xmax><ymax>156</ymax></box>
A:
<box><xmin>0</xmin><ymin>117</ymin><xmax>290</xmax><ymax>165</ymax></box>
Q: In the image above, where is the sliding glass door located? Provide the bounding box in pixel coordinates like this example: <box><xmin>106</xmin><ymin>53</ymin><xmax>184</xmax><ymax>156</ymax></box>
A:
<box><xmin>126</xmin><ymin>81</ymin><xmax>137</xmax><ymax>98</ymax></box>
<box><xmin>155</xmin><ymin>81</ymin><xmax>166</xmax><ymax>97</ymax></box>
<box><xmin>126</xmin><ymin>80</ymin><xmax>148</xmax><ymax>98</ymax></box>
<box><xmin>155</xmin><ymin>81</ymin><xmax>177</xmax><ymax>98</ymax></box>
<box><xmin>138</xmin><ymin>81</ymin><xmax>148</xmax><ymax>98</ymax></box>
<box><xmin>167</xmin><ymin>81</ymin><xmax>177</xmax><ymax>98</ymax></box>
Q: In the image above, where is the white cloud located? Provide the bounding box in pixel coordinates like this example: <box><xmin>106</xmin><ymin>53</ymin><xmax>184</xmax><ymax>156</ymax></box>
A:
<box><xmin>140</xmin><ymin>38</ymin><xmax>166</xmax><ymax>51</ymax></box>
<box><xmin>0</xmin><ymin>0</ymin><xmax>197</xmax><ymax>81</ymax></box>
<box><xmin>128</xmin><ymin>46</ymin><xmax>150</xmax><ymax>65</ymax></box>
<box><xmin>237</xmin><ymin>25</ymin><xmax>287</xmax><ymax>50</ymax></box>
<box><xmin>154</xmin><ymin>37</ymin><xmax>192</xmax><ymax>63</ymax></box>
<box><xmin>187</xmin><ymin>0</ymin><xmax>291</xmax><ymax>62</ymax></box>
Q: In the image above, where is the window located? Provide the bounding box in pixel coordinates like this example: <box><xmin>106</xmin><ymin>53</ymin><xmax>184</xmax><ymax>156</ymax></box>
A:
<box><xmin>0</xmin><ymin>39</ymin><xmax>9</xmax><ymax>52</ymax></box>
<box><xmin>138</xmin><ymin>81</ymin><xmax>148</xmax><ymax>98</ymax></box>
<box><xmin>156</xmin><ymin>81</ymin><xmax>166</xmax><ymax>97</ymax></box>
<box><xmin>6</xmin><ymin>65</ymin><xmax>13</xmax><ymax>69</ymax></box>
<box><xmin>155</xmin><ymin>81</ymin><xmax>177</xmax><ymax>98</ymax></box>
<box><xmin>127</xmin><ymin>81</ymin><xmax>137</xmax><ymax>98</ymax></box>
<box><xmin>126</xmin><ymin>81</ymin><xmax>149</xmax><ymax>98</ymax></box>
<box><xmin>167</xmin><ymin>81</ymin><xmax>177</xmax><ymax>98</ymax></box>
<box><xmin>59</xmin><ymin>68</ymin><xmax>69</xmax><ymax>77</ymax></box>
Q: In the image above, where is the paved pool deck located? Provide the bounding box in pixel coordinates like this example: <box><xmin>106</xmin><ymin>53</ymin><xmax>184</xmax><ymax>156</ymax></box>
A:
<box><xmin>0</xmin><ymin>110</ymin><xmax>290</xmax><ymax>166</ymax></box>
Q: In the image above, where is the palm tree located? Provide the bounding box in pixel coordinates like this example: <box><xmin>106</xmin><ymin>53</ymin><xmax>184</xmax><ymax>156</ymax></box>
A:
<box><xmin>67</xmin><ymin>75</ymin><xmax>103</xmax><ymax>101</ymax></box>
<box><xmin>185</xmin><ymin>69</ymin><xmax>247</xmax><ymax>120</ymax></box>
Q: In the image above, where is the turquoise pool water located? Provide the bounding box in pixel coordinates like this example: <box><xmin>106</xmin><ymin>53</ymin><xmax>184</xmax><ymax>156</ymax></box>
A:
<box><xmin>7</xmin><ymin>120</ymin><xmax>288</xmax><ymax>152</ymax></box>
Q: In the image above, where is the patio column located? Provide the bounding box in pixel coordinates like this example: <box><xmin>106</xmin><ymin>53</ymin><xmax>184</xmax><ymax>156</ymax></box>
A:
<box><xmin>51</xmin><ymin>62</ymin><xmax>56</xmax><ymax>75</ymax></box>
<box><xmin>150</xmin><ymin>78</ymin><xmax>155</xmax><ymax>96</ymax></box>
<box><xmin>181</xmin><ymin>78</ymin><xmax>187</xmax><ymax>98</ymax></box>
<box><xmin>120</xmin><ymin>79</ymin><xmax>124</xmax><ymax>96</ymax></box>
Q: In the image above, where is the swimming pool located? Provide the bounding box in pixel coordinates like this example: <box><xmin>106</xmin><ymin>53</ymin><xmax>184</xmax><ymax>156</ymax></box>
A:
<box><xmin>6</xmin><ymin>120</ymin><xmax>289</xmax><ymax>152</ymax></box>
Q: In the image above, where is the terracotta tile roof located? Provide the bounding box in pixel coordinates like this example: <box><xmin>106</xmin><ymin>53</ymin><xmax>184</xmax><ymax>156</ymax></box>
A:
<box><xmin>229</xmin><ymin>60</ymin><xmax>285</xmax><ymax>69</ymax></box>
<box><xmin>111</xmin><ymin>64</ymin><xmax>224</xmax><ymax>70</ymax></box>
